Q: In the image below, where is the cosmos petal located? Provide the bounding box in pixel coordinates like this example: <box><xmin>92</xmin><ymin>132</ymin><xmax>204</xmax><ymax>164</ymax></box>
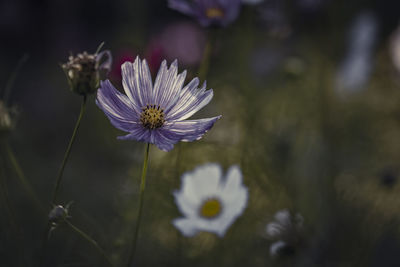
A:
<box><xmin>223</xmin><ymin>165</ymin><xmax>242</xmax><ymax>192</ymax></box>
<box><xmin>116</xmin><ymin>126</ymin><xmax>151</xmax><ymax>142</ymax></box>
<box><xmin>173</xmin><ymin>190</ymin><xmax>197</xmax><ymax>217</ymax></box>
<box><xmin>172</xmin><ymin>164</ymin><xmax>248</xmax><ymax>238</ymax></box>
<box><xmin>270</xmin><ymin>241</ymin><xmax>287</xmax><ymax>257</ymax></box>
<box><xmin>121</xmin><ymin>57</ymin><xmax>153</xmax><ymax>108</ymax></box>
<box><xmin>168</xmin><ymin>0</ymin><xmax>195</xmax><ymax>16</ymax></box>
<box><xmin>163</xmin><ymin>116</ymin><xmax>221</xmax><ymax>142</ymax></box>
<box><xmin>184</xmin><ymin>163</ymin><xmax>223</xmax><ymax>196</ymax></box>
<box><xmin>166</xmin><ymin>80</ymin><xmax>214</xmax><ymax>121</ymax></box>
<box><xmin>172</xmin><ymin>218</ymin><xmax>199</xmax><ymax>237</ymax></box>
<box><xmin>153</xmin><ymin>60</ymin><xmax>187</xmax><ymax>109</ymax></box>
<box><xmin>98</xmin><ymin>56</ymin><xmax>220</xmax><ymax>151</ymax></box>
<box><xmin>266</xmin><ymin>222</ymin><xmax>284</xmax><ymax>238</ymax></box>
<box><xmin>96</xmin><ymin>80</ymin><xmax>140</xmax><ymax>132</ymax></box>
<box><xmin>274</xmin><ymin>209</ymin><xmax>291</xmax><ymax>226</ymax></box>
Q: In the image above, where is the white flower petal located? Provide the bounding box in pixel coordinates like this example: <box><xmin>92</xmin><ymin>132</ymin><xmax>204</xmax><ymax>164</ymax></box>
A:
<box><xmin>172</xmin><ymin>218</ymin><xmax>199</xmax><ymax>237</ymax></box>
<box><xmin>173</xmin><ymin>190</ymin><xmax>197</xmax><ymax>217</ymax></box>
<box><xmin>274</xmin><ymin>209</ymin><xmax>291</xmax><ymax>226</ymax></box>
<box><xmin>266</xmin><ymin>222</ymin><xmax>284</xmax><ymax>238</ymax></box>
<box><xmin>270</xmin><ymin>240</ymin><xmax>287</xmax><ymax>257</ymax></box>
<box><xmin>183</xmin><ymin>163</ymin><xmax>223</xmax><ymax>197</ymax></box>
<box><xmin>172</xmin><ymin>163</ymin><xmax>248</xmax><ymax>238</ymax></box>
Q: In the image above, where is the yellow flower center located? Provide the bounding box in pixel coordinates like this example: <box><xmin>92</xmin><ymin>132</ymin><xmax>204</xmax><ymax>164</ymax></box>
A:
<box><xmin>199</xmin><ymin>198</ymin><xmax>222</xmax><ymax>219</ymax></box>
<box><xmin>206</xmin><ymin>8</ymin><xmax>224</xmax><ymax>19</ymax></box>
<box><xmin>140</xmin><ymin>104</ymin><xmax>165</xmax><ymax>129</ymax></box>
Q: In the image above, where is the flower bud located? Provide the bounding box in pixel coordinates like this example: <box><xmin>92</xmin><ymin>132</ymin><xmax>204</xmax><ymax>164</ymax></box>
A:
<box><xmin>62</xmin><ymin>48</ymin><xmax>112</xmax><ymax>95</ymax></box>
<box><xmin>48</xmin><ymin>204</ymin><xmax>72</xmax><ymax>226</ymax></box>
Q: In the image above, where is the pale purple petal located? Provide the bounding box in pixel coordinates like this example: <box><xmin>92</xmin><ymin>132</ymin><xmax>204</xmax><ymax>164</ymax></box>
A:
<box><xmin>117</xmin><ymin>126</ymin><xmax>151</xmax><ymax>143</ymax></box>
<box><xmin>121</xmin><ymin>57</ymin><xmax>153</xmax><ymax>108</ymax></box>
<box><xmin>166</xmin><ymin>79</ymin><xmax>214</xmax><ymax>121</ymax></box>
<box><xmin>96</xmin><ymin>80</ymin><xmax>140</xmax><ymax>132</ymax></box>
<box><xmin>219</xmin><ymin>0</ymin><xmax>241</xmax><ymax>26</ymax></box>
<box><xmin>97</xmin><ymin>56</ymin><xmax>220</xmax><ymax>151</ymax></box>
<box><xmin>162</xmin><ymin>116</ymin><xmax>221</xmax><ymax>142</ymax></box>
<box><xmin>168</xmin><ymin>0</ymin><xmax>195</xmax><ymax>16</ymax></box>
<box><xmin>152</xmin><ymin>130</ymin><xmax>179</xmax><ymax>151</ymax></box>
<box><xmin>153</xmin><ymin>60</ymin><xmax>186</xmax><ymax>109</ymax></box>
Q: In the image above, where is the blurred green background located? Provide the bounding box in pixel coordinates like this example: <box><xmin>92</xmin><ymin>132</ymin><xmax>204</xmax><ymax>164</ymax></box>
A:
<box><xmin>1</xmin><ymin>0</ymin><xmax>400</xmax><ymax>266</ymax></box>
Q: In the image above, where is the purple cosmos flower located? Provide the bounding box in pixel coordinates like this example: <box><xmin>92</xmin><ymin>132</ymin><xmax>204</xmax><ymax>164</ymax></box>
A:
<box><xmin>96</xmin><ymin>56</ymin><xmax>221</xmax><ymax>152</ymax></box>
<box><xmin>168</xmin><ymin>0</ymin><xmax>241</xmax><ymax>27</ymax></box>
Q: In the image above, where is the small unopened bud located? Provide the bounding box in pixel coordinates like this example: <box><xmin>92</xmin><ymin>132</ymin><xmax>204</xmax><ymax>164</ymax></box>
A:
<box><xmin>62</xmin><ymin>46</ymin><xmax>112</xmax><ymax>95</ymax></box>
<box><xmin>48</xmin><ymin>204</ymin><xmax>72</xmax><ymax>226</ymax></box>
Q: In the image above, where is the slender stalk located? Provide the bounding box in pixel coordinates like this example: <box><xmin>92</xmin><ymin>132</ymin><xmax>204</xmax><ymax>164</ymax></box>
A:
<box><xmin>64</xmin><ymin>219</ymin><xmax>115</xmax><ymax>267</ymax></box>
<box><xmin>126</xmin><ymin>143</ymin><xmax>150</xmax><ymax>267</ymax></box>
<box><xmin>197</xmin><ymin>29</ymin><xmax>217</xmax><ymax>81</ymax></box>
<box><xmin>0</xmin><ymin>155</ymin><xmax>25</xmax><ymax>267</ymax></box>
<box><xmin>51</xmin><ymin>95</ymin><xmax>87</xmax><ymax>205</ymax></box>
<box><xmin>4</xmin><ymin>142</ymin><xmax>44</xmax><ymax>213</ymax></box>
<box><xmin>2</xmin><ymin>54</ymin><xmax>29</xmax><ymax>102</ymax></box>
<box><xmin>40</xmin><ymin>95</ymin><xmax>87</xmax><ymax>266</ymax></box>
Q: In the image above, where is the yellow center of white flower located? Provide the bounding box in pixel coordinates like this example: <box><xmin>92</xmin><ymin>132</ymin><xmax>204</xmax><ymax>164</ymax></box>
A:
<box><xmin>199</xmin><ymin>198</ymin><xmax>222</xmax><ymax>219</ymax></box>
<box><xmin>140</xmin><ymin>104</ymin><xmax>165</xmax><ymax>129</ymax></box>
<box><xmin>206</xmin><ymin>8</ymin><xmax>224</xmax><ymax>19</ymax></box>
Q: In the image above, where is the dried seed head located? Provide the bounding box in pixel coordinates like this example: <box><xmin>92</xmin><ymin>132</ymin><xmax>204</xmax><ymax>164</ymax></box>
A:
<box><xmin>62</xmin><ymin>47</ymin><xmax>112</xmax><ymax>95</ymax></box>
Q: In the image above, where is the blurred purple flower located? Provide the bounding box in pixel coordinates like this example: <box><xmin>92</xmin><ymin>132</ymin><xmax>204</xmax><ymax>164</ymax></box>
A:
<box><xmin>96</xmin><ymin>56</ymin><xmax>221</xmax><ymax>151</ymax></box>
<box><xmin>168</xmin><ymin>0</ymin><xmax>241</xmax><ymax>27</ymax></box>
<box><xmin>242</xmin><ymin>0</ymin><xmax>264</xmax><ymax>5</ymax></box>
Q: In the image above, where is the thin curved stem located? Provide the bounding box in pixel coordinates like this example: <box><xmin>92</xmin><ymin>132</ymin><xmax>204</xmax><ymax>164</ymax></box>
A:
<box><xmin>0</xmin><ymin>156</ymin><xmax>19</xmax><ymax>234</ymax></box>
<box><xmin>51</xmin><ymin>95</ymin><xmax>87</xmax><ymax>205</ymax></box>
<box><xmin>40</xmin><ymin>95</ymin><xmax>87</xmax><ymax>266</ymax></box>
<box><xmin>64</xmin><ymin>219</ymin><xmax>115</xmax><ymax>267</ymax></box>
<box><xmin>197</xmin><ymin>35</ymin><xmax>213</xmax><ymax>81</ymax></box>
<box><xmin>2</xmin><ymin>54</ymin><xmax>29</xmax><ymax>102</ymax></box>
<box><xmin>0</xmin><ymin>154</ymin><xmax>26</xmax><ymax>266</ymax></box>
<box><xmin>126</xmin><ymin>143</ymin><xmax>150</xmax><ymax>267</ymax></box>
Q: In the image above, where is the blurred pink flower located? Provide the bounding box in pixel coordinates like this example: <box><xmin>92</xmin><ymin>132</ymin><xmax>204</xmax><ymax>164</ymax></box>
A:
<box><xmin>150</xmin><ymin>21</ymin><xmax>206</xmax><ymax>67</ymax></box>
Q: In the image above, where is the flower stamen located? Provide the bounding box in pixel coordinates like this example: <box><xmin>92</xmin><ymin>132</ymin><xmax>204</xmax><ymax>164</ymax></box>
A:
<box><xmin>206</xmin><ymin>8</ymin><xmax>224</xmax><ymax>19</ymax></box>
<box><xmin>140</xmin><ymin>104</ymin><xmax>165</xmax><ymax>129</ymax></box>
<box><xmin>199</xmin><ymin>198</ymin><xmax>222</xmax><ymax>219</ymax></box>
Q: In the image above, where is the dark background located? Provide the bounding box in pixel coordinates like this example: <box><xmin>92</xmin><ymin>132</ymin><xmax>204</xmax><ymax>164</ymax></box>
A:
<box><xmin>1</xmin><ymin>0</ymin><xmax>400</xmax><ymax>266</ymax></box>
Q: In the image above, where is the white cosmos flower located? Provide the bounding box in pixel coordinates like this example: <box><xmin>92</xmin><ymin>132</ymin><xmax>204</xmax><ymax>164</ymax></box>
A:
<box><xmin>172</xmin><ymin>163</ymin><xmax>248</xmax><ymax>237</ymax></box>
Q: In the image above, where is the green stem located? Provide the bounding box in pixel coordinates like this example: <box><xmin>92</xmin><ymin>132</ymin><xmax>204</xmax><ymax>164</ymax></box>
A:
<box><xmin>2</xmin><ymin>54</ymin><xmax>29</xmax><ymax>103</ymax></box>
<box><xmin>197</xmin><ymin>30</ymin><xmax>216</xmax><ymax>81</ymax></box>
<box><xmin>126</xmin><ymin>143</ymin><xmax>150</xmax><ymax>267</ymax></box>
<box><xmin>51</xmin><ymin>95</ymin><xmax>87</xmax><ymax>205</ymax></box>
<box><xmin>4</xmin><ymin>142</ymin><xmax>44</xmax><ymax>213</ymax></box>
<box><xmin>0</xmin><ymin>157</ymin><xmax>18</xmax><ymax>230</ymax></box>
<box><xmin>0</xmin><ymin>155</ymin><xmax>25</xmax><ymax>267</ymax></box>
<box><xmin>64</xmin><ymin>219</ymin><xmax>115</xmax><ymax>267</ymax></box>
<box><xmin>40</xmin><ymin>95</ymin><xmax>87</xmax><ymax>266</ymax></box>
